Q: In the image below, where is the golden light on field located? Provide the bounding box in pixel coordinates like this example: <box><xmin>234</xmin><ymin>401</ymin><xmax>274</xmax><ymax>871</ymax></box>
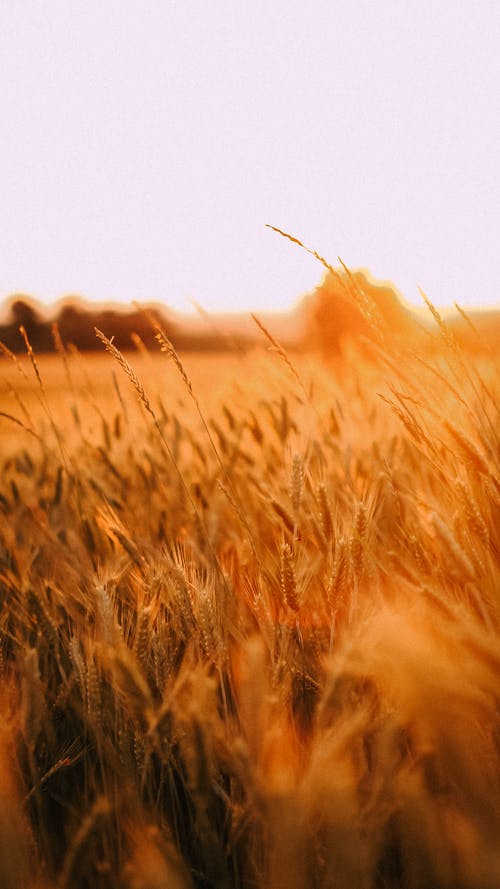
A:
<box><xmin>1</xmin><ymin>2</ymin><xmax>499</xmax><ymax>316</ymax></box>
<box><xmin>0</xmin><ymin>316</ymin><xmax>499</xmax><ymax>885</ymax></box>
<box><xmin>1</xmin><ymin>6</ymin><xmax>500</xmax><ymax>886</ymax></box>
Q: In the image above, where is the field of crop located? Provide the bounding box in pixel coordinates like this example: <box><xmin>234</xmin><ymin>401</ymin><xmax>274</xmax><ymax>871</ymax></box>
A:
<box><xmin>0</xmin><ymin>310</ymin><xmax>499</xmax><ymax>888</ymax></box>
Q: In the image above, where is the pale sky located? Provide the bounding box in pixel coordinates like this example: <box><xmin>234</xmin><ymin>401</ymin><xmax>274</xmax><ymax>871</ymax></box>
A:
<box><xmin>1</xmin><ymin>1</ymin><xmax>499</xmax><ymax>314</ymax></box>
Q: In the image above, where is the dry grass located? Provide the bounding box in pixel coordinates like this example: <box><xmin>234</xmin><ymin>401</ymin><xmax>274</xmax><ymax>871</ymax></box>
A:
<box><xmin>0</xmin><ymin>295</ymin><xmax>499</xmax><ymax>889</ymax></box>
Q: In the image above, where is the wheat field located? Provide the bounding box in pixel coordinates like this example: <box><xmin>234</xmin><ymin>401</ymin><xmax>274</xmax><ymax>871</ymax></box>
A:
<box><xmin>0</xmin><ymin>301</ymin><xmax>499</xmax><ymax>888</ymax></box>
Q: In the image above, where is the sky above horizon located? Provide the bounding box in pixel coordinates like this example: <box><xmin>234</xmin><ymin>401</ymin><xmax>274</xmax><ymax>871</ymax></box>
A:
<box><xmin>1</xmin><ymin>1</ymin><xmax>499</xmax><ymax>315</ymax></box>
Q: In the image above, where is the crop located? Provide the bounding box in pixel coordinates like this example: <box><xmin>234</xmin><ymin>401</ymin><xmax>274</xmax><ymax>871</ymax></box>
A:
<box><xmin>0</xmin><ymin>281</ymin><xmax>499</xmax><ymax>888</ymax></box>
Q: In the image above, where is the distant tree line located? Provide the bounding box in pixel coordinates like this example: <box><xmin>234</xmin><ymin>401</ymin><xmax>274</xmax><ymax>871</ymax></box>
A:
<box><xmin>1</xmin><ymin>275</ymin><xmax>494</xmax><ymax>357</ymax></box>
<box><xmin>0</xmin><ymin>298</ymin><xmax>252</xmax><ymax>354</ymax></box>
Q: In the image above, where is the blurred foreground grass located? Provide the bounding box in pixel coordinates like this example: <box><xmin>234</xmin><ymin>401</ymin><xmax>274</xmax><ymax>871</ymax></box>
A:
<box><xmin>0</xmin><ymin>324</ymin><xmax>499</xmax><ymax>889</ymax></box>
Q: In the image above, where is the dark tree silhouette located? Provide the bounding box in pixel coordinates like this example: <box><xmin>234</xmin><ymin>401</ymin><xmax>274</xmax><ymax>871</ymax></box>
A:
<box><xmin>9</xmin><ymin>298</ymin><xmax>40</xmax><ymax>329</ymax></box>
